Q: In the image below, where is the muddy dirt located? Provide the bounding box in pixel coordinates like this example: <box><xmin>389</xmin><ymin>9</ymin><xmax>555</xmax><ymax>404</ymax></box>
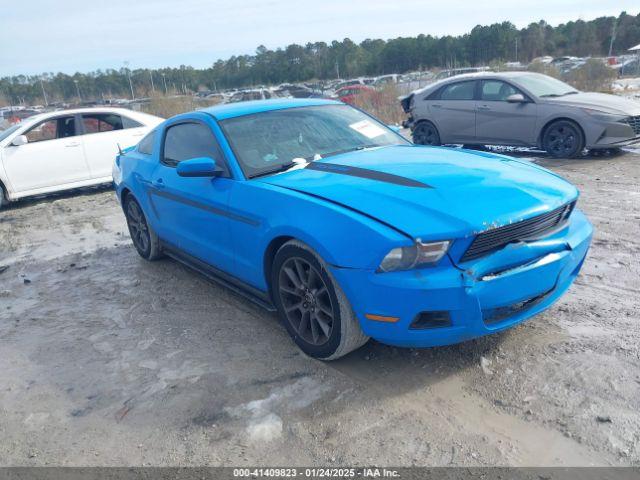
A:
<box><xmin>0</xmin><ymin>149</ymin><xmax>638</xmax><ymax>466</ymax></box>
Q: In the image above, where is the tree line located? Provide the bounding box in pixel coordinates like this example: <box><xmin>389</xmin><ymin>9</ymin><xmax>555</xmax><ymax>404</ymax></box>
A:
<box><xmin>2</xmin><ymin>11</ymin><xmax>639</xmax><ymax>105</ymax></box>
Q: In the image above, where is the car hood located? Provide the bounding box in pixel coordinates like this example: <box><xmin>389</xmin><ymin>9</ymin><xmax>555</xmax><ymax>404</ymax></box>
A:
<box><xmin>258</xmin><ymin>145</ymin><xmax>578</xmax><ymax>240</ymax></box>
<box><xmin>544</xmin><ymin>92</ymin><xmax>640</xmax><ymax>115</ymax></box>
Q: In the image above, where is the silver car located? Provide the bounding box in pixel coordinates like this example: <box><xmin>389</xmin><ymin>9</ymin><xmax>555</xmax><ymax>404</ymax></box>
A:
<box><xmin>401</xmin><ymin>72</ymin><xmax>640</xmax><ymax>158</ymax></box>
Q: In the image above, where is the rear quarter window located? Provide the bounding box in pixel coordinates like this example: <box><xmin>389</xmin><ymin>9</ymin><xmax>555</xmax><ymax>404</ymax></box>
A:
<box><xmin>137</xmin><ymin>130</ymin><xmax>155</xmax><ymax>155</ymax></box>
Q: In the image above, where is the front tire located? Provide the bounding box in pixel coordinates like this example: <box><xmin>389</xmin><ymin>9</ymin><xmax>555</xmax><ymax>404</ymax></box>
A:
<box><xmin>124</xmin><ymin>195</ymin><xmax>163</xmax><ymax>261</ymax></box>
<box><xmin>542</xmin><ymin>120</ymin><xmax>584</xmax><ymax>158</ymax></box>
<box><xmin>412</xmin><ymin>121</ymin><xmax>441</xmax><ymax>146</ymax></box>
<box><xmin>271</xmin><ymin>240</ymin><xmax>369</xmax><ymax>360</ymax></box>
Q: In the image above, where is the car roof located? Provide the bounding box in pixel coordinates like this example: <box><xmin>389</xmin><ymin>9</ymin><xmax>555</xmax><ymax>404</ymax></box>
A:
<box><xmin>433</xmin><ymin>71</ymin><xmax>535</xmax><ymax>83</ymax></box>
<box><xmin>202</xmin><ymin>98</ymin><xmax>341</xmax><ymax>120</ymax></box>
<box><xmin>43</xmin><ymin>107</ymin><xmax>144</xmax><ymax>116</ymax></box>
<box><xmin>19</xmin><ymin>107</ymin><xmax>149</xmax><ymax>123</ymax></box>
<box><xmin>411</xmin><ymin>71</ymin><xmax>542</xmax><ymax>97</ymax></box>
<box><xmin>10</xmin><ymin>107</ymin><xmax>162</xmax><ymax>130</ymax></box>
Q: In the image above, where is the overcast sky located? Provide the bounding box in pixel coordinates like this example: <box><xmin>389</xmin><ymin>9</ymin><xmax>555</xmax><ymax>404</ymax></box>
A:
<box><xmin>2</xmin><ymin>0</ymin><xmax>638</xmax><ymax>76</ymax></box>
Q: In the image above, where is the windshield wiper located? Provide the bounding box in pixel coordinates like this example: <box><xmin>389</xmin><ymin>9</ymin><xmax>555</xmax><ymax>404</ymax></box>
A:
<box><xmin>248</xmin><ymin>145</ymin><xmax>382</xmax><ymax>178</ymax></box>
<box><xmin>248</xmin><ymin>162</ymin><xmax>297</xmax><ymax>179</ymax></box>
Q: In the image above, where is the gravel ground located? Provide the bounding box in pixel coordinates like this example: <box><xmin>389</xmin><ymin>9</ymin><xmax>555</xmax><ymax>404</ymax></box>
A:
<box><xmin>0</xmin><ymin>148</ymin><xmax>638</xmax><ymax>466</ymax></box>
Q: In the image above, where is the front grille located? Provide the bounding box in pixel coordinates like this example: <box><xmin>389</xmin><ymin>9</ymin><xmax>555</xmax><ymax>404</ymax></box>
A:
<box><xmin>624</xmin><ymin>115</ymin><xmax>640</xmax><ymax>135</ymax></box>
<box><xmin>460</xmin><ymin>202</ymin><xmax>575</xmax><ymax>262</ymax></box>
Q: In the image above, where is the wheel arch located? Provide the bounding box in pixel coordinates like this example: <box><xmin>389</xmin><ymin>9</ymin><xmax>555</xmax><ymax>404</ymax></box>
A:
<box><xmin>412</xmin><ymin>118</ymin><xmax>441</xmax><ymax>145</ymax></box>
<box><xmin>0</xmin><ymin>177</ymin><xmax>8</xmax><ymax>203</ymax></box>
<box><xmin>120</xmin><ymin>187</ymin><xmax>132</xmax><ymax>201</ymax></box>
<box><xmin>412</xmin><ymin>118</ymin><xmax>439</xmax><ymax>132</ymax></box>
<box><xmin>538</xmin><ymin>116</ymin><xmax>585</xmax><ymax>149</ymax></box>
<box><xmin>263</xmin><ymin>235</ymin><xmax>295</xmax><ymax>301</ymax></box>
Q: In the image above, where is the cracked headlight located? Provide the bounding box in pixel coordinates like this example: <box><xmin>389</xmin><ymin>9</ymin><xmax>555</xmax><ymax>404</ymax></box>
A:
<box><xmin>378</xmin><ymin>240</ymin><xmax>451</xmax><ymax>272</ymax></box>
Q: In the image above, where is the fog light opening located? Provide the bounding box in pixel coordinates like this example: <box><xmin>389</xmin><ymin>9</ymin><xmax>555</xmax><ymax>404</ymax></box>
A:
<box><xmin>410</xmin><ymin>311</ymin><xmax>452</xmax><ymax>330</ymax></box>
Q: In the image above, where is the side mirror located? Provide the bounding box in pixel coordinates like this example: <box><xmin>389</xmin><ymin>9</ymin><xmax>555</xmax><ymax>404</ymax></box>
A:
<box><xmin>176</xmin><ymin>157</ymin><xmax>223</xmax><ymax>178</ymax></box>
<box><xmin>11</xmin><ymin>135</ymin><xmax>28</xmax><ymax>146</ymax></box>
<box><xmin>506</xmin><ymin>93</ymin><xmax>526</xmax><ymax>103</ymax></box>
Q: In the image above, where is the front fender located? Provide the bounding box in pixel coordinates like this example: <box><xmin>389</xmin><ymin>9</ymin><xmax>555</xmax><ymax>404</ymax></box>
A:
<box><xmin>228</xmin><ymin>181</ymin><xmax>411</xmax><ymax>291</ymax></box>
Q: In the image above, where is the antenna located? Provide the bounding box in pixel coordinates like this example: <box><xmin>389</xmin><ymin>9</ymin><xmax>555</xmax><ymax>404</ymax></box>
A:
<box><xmin>117</xmin><ymin>143</ymin><xmax>123</xmax><ymax>155</ymax></box>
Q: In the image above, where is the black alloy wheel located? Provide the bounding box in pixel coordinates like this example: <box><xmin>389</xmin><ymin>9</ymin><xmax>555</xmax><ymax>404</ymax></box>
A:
<box><xmin>543</xmin><ymin>121</ymin><xmax>584</xmax><ymax>158</ymax></box>
<box><xmin>125</xmin><ymin>197</ymin><xmax>152</xmax><ymax>258</ymax></box>
<box><xmin>412</xmin><ymin>121</ymin><xmax>441</xmax><ymax>146</ymax></box>
<box><xmin>278</xmin><ymin>256</ymin><xmax>334</xmax><ymax>346</ymax></box>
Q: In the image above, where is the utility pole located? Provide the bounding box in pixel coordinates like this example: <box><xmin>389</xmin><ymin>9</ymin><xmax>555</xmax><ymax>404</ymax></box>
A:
<box><xmin>515</xmin><ymin>37</ymin><xmax>518</xmax><ymax>63</ymax></box>
<box><xmin>149</xmin><ymin>70</ymin><xmax>155</xmax><ymax>93</ymax></box>
<box><xmin>161</xmin><ymin>73</ymin><xmax>168</xmax><ymax>95</ymax></box>
<box><xmin>74</xmin><ymin>80</ymin><xmax>81</xmax><ymax>102</ymax></box>
<box><xmin>335</xmin><ymin>60</ymin><xmax>340</xmax><ymax>79</ymax></box>
<box><xmin>608</xmin><ymin>18</ymin><xmax>617</xmax><ymax>57</ymax></box>
<box><xmin>39</xmin><ymin>77</ymin><xmax>48</xmax><ymax>106</ymax></box>
<box><xmin>124</xmin><ymin>61</ymin><xmax>135</xmax><ymax>100</ymax></box>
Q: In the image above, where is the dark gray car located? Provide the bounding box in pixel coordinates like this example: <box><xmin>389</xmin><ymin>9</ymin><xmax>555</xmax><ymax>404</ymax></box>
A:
<box><xmin>401</xmin><ymin>72</ymin><xmax>640</xmax><ymax>157</ymax></box>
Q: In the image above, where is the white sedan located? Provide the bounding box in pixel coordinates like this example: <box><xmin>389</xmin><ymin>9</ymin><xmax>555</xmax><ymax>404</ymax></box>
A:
<box><xmin>0</xmin><ymin>107</ymin><xmax>162</xmax><ymax>207</ymax></box>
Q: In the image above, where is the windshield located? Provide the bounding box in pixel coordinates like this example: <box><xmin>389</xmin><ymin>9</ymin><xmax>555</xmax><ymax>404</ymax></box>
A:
<box><xmin>514</xmin><ymin>74</ymin><xmax>578</xmax><ymax>98</ymax></box>
<box><xmin>220</xmin><ymin>104</ymin><xmax>408</xmax><ymax>178</ymax></box>
<box><xmin>0</xmin><ymin>124</ymin><xmax>21</xmax><ymax>143</ymax></box>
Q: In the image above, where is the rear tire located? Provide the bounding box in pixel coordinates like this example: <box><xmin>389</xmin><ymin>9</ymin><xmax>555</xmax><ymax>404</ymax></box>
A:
<box><xmin>0</xmin><ymin>183</ymin><xmax>8</xmax><ymax>209</ymax></box>
<box><xmin>412</xmin><ymin>121</ymin><xmax>441</xmax><ymax>146</ymax></box>
<box><xmin>124</xmin><ymin>195</ymin><xmax>163</xmax><ymax>261</ymax></box>
<box><xmin>271</xmin><ymin>240</ymin><xmax>369</xmax><ymax>360</ymax></box>
<box><xmin>542</xmin><ymin>120</ymin><xmax>584</xmax><ymax>158</ymax></box>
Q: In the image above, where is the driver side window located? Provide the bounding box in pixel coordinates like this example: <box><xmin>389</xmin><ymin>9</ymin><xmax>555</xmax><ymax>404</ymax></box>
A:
<box><xmin>162</xmin><ymin>122</ymin><xmax>229</xmax><ymax>176</ymax></box>
<box><xmin>25</xmin><ymin>116</ymin><xmax>76</xmax><ymax>143</ymax></box>
<box><xmin>480</xmin><ymin>81</ymin><xmax>521</xmax><ymax>101</ymax></box>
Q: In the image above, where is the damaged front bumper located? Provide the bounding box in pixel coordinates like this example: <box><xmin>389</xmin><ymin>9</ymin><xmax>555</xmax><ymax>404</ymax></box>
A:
<box><xmin>587</xmin><ymin>117</ymin><xmax>640</xmax><ymax>148</ymax></box>
<box><xmin>331</xmin><ymin>209</ymin><xmax>592</xmax><ymax>348</ymax></box>
<box><xmin>402</xmin><ymin>116</ymin><xmax>415</xmax><ymax>130</ymax></box>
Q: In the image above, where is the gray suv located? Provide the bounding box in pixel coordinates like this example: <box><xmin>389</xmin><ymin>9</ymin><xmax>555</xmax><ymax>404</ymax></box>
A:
<box><xmin>401</xmin><ymin>72</ymin><xmax>640</xmax><ymax>157</ymax></box>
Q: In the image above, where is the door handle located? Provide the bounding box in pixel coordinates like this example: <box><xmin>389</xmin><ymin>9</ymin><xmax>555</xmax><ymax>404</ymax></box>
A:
<box><xmin>153</xmin><ymin>178</ymin><xmax>165</xmax><ymax>189</ymax></box>
<box><xmin>477</xmin><ymin>105</ymin><xmax>491</xmax><ymax>111</ymax></box>
<box><xmin>431</xmin><ymin>103</ymin><xmax>442</xmax><ymax>108</ymax></box>
<box><xmin>65</xmin><ymin>142</ymin><xmax>80</xmax><ymax>147</ymax></box>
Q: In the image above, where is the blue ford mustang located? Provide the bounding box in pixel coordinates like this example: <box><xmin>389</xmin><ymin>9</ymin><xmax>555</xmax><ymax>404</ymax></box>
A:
<box><xmin>113</xmin><ymin>98</ymin><xmax>592</xmax><ymax>360</ymax></box>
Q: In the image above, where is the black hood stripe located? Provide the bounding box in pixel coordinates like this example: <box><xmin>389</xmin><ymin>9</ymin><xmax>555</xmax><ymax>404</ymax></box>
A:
<box><xmin>305</xmin><ymin>162</ymin><xmax>432</xmax><ymax>188</ymax></box>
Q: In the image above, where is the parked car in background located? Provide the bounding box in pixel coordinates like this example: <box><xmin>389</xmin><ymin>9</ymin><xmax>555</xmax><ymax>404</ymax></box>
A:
<box><xmin>0</xmin><ymin>107</ymin><xmax>162</xmax><ymax>207</ymax></box>
<box><xmin>1</xmin><ymin>108</ymin><xmax>41</xmax><ymax>124</ymax></box>
<box><xmin>334</xmin><ymin>85</ymin><xmax>381</xmax><ymax>105</ymax></box>
<box><xmin>402</xmin><ymin>72</ymin><xmax>640</xmax><ymax>157</ymax></box>
<box><xmin>113</xmin><ymin>98</ymin><xmax>592</xmax><ymax>360</ymax></box>
<box><xmin>274</xmin><ymin>83</ymin><xmax>317</xmax><ymax>98</ymax></box>
<box><xmin>333</xmin><ymin>77</ymin><xmax>374</xmax><ymax>91</ymax></box>
<box><xmin>372</xmin><ymin>74</ymin><xmax>404</xmax><ymax>86</ymax></box>
<box><xmin>228</xmin><ymin>88</ymin><xmax>278</xmax><ymax>103</ymax></box>
<box><xmin>434</xmin><ymin>67</ymin><xmax>491</xmax><ymax>81</ymax></box>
